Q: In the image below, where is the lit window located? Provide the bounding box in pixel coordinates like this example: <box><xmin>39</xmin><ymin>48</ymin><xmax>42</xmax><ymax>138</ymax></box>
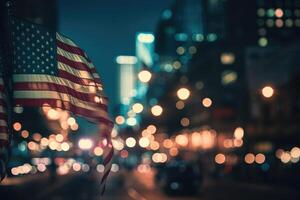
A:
<box><xmin>176</xmin><ymin>46</ymin><xmax>185</xmax><ymax>55</ymax></box>
<box><xmin>221</xmin><ymin>70</ymin><xmax>238</xmax><ymax>85</ymax></box>
<box><xmin>267</xmin><ymin>9</ymin><xmax>275</xmax><ymax>17</ymax></box>
<box><xmin>275</xmin><ymin>8</ymin><xmax>284</xmax><ymax>18</ymax></box>
<box><xmin>266</xmin><ymin>19</ymin><xmax>274</xmax><ymax>27</ymax></box>
<box><xmin>192</xmin><ymin>33</ymin><xmax>204</xmax><ymax>42</ymax></box>
<box><xmin>207</xmin><ymin>33</ymin><xmax>217</xmax><ymax>42</ymax></box>
<box><xmin>257</xmin><ymin>8</ymin><xmax>265</xmax><ymax>17</ymax></box>
<box><xmin>220</xmin><ymin>53</ymin><xmax>235</xmax><ymax>65</ymax></box>
<box><xmin>275</xmin><ymin>19</ymin><xmax>284</xmax><ymax>28</ymax></box>
<box><xmin>258</xmin><ymin>37</ymin><xmax>268</xmax><ymax>47</ymax></box>
<box><xmin>285</xmin><ymin>19</ymin><xmax>293</xmax><ymax>27</ymax></box>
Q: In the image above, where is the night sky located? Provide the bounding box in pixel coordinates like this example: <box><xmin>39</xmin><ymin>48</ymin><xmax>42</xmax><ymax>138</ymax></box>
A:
<box><xmin>58</xmin><ymin>0</ymin><xmax>174</xmax><ymax>110</ymax></box>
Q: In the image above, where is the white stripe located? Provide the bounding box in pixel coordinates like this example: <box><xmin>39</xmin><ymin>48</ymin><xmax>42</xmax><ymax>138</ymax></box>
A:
<box><xmin>13</xmin><ymin>74</ymin><xmax>106</xmax><ymax>97</ymax></box>
<box><xmin>57</xmin><ymin>47</ymin><xmax>94</xmax><ymax>69</ymax></box>
<box><xmin>0</xmin><ymin>120</ymin><xmax>7</xmax><ymax>127</ymax></box>
<box><xmin>14</xmin><ymin>90</ymin><xmax>110</xmax><ymax>120</ymax></box>
<box><xmin>0</xmin><ymin>133</ymin><xmax>8</xmax><ymax>140</ymax></box>
<box><xmin>56</xmin><ymin>33</ymin><xmax>77</xmax><ymax>47</ymax></box>
<box><xmin>58</xmin><ymin>62</ymin><xmax>95</xmax><ymax>80</ymax></box>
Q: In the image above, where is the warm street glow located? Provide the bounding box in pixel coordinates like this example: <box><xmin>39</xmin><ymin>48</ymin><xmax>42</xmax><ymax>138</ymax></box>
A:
<box><xmin>139</xmin><ymin>137</ymin><xmax>150</xmax><ymax>148</ymax></box>
<box><xmin>255</xmin><ymin>153</ymin><xmax>265</xmax><ymax>164</ymax></box>
<box><xmin>177</xmin><ymin>88</ymin><xmax>190</xmax><ymax>100</ymax></box>
<box><xmin>175</xmin><ymin>134</ymin><xmax>188</xmax><ymax>147</ymax></box>
<box><xmin>138</xmin><ymin>70</ymin><xmax>152</xmax><ymax>83</ymax></box>
<box><xmin>132</xmin><ymin>103</ymin><xmax>144</xmax><ymax>113</ymax></box>
<box><xmin>13</xmin><ymin>122</ymin><xmax>22</xmax><ymax>131</ymax></box>
<box><xmin>115</xmin><ymin>115</ymin><xmax>125</xmax><ymax>125</ymax></box>
<box><xmin>78</xmin><ymin>138</ymin><xmax>93</xmax><ymax>150</ymax></box>
<box><xmin>180</xmin><ymin>117</ymin><xmax>190</xmax><ymax>127</ymax></box>
<box><xmin>234</xmin><ymin>127</ymin><xmax>244</xmax><ymax>139</ymax></box>
<box><xmin>94</xmin><ymin>147</ymin><xmax>103</xmax><ymax>156</ymax></box>
<box><xmin>245</xmin><ymin>153</ymin><xmax>255</xmax><ymax>164</ymax></box>
<box><xmin>262</xmin><ymin>86</ymin><xmax>274</xmax><ymax>98</ymax></box>
<box><xmin>126</xmin><ymin>137</ymin><xmax>136</xmax><ymax>148</ymax></box>
<box><xmin>202</xmin><ymin>98</ymin><xmax>212</xmax><ymax>108</ymax></box>
<box><xmin>215</xmin><ymin>153</ymin><xmax>226</xmax><ymax>164</ymax></box>
<box><xmin>151</xmin><ymin>105</ymin><xmax>163</xmax><ymax>116</ymax></box>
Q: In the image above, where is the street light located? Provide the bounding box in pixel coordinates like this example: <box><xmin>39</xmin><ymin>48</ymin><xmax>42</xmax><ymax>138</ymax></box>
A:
<box><xmin>177</xmin><ymin>88</ymin><xmax>190</xmax><ymax>100</ymax></box>
<box><xmin>132</xmin><ymin>103</ymin><xmax>144</xmax><ymax>113</ymax></box>
<box><xmin>78</xmin><ymin>138</ymin><xmax>93</xmax><ymax>150</ymax></box>
<box><xmin>138</xmin><ymin>70</ymin><xmax>152</xmax><ymax>83</ymax></box>
<box><xmin>261</xmin><ymin>86</ymin><xmax>274</xmax><ymax>98</ymax></box>
<box><xmin>151</xmin><ymin>105</ymin><xmax>163</xmax><ymax>116</ymax></box>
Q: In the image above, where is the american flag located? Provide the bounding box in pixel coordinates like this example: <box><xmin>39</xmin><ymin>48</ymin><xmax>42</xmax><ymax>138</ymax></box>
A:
<box><xmin>0</xmin><ymin>52</ymin><xmax>9</xmax><ymax>181</ymax></box>
<box><xmin>9</xmin><ymin>18</ymin><xmax>114</xmax><ymax>192</ymax></box>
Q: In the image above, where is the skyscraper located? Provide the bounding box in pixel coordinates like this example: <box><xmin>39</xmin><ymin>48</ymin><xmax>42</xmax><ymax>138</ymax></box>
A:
<box><xmin>116</xmin><ymin>56</ymin><xmax>137</xmax><ymax>117</ymax></box>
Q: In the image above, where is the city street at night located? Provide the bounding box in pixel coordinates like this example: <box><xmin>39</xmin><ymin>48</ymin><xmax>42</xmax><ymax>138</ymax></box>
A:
<box><xmin>2</xmin><ymin>170</ymin><xmax>300</xmax><ymax>200</ymax></box>
<box><xmin>1</xmin><ymin>0</ymin><xmax>300</xmax><ymax>199</ymax></box>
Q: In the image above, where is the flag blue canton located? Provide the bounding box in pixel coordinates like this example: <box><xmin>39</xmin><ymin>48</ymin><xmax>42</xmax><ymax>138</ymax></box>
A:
<box><xmin>11</xmin><ymin>19</ymin><xmax>58</xmax><ymax>75</ymax></box>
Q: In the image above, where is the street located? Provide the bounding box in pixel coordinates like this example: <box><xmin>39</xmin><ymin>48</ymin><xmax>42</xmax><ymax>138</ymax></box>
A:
<box><xmin>1</xmin><ymin>170</ymin><xmax>300</xmax><ymax>200</ymax></box>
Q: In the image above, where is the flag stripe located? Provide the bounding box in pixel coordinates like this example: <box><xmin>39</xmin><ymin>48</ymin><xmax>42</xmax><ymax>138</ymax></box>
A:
<box><xmin>14</xmin><ymin>98</ymin><xmax>112</xmax><ymax>124</ymax></box>
<box><xmin>58</xmin><ymin>62</ymin><xmax>96</xmax><ymax>80</ymax></box>
<box><xmin>57</xmin><ymin>47</ymin><xmax>92</xmax><ymax>68</ymax></box>
<box><xmin>57</xmin><ymin>39</ymin><xmax>86</xmax><ymax>58</ymax></box>
<box><xmin>0</xmin><ymin>120</ymin><xmax>7</xmax><ymax>127</ymax></box>
<box><xmin>57</xmin><ymin>54</ymin><xmax>96</xmax><ymax>73</ymax></box>
<box><xmin>13</xmin><ymin>74</ymin><xmax>106</xmax><ymax>96</ymax></box>
<box><xmin>14</xmin><ymin>82</ymin><xmax>108</xmax><ymax>110</ymax></box>
<box><xmin>14</xmin><ymin>90</ymin><xmax>110</xmax><ymax>118</ymax></box>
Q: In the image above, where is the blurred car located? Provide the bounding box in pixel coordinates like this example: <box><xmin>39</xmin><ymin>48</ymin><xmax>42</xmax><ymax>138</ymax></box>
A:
<box><xmin>155</xmin><ymin>160</ymin><xmax>203</xmax><ymax>195</ymax></box>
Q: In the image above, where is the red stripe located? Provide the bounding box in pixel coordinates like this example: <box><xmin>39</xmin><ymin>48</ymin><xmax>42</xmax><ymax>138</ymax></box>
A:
<box><xmin>57</xmin><ymin>54</ymin><xmax>97</xmax><ymax>73</ymax></box>
<box><xmin>14</xmin><ymin>99</ymin><xmax>112</xmax><ymax>124</ymax></box>
<box><xmin>58</xmin><ymin>70</ymin><xmax>95</xmax><ymax>85</ymax></box>
<box><xmin>57</xmin><ymin>40</ymin><xmax>86</xmax><ymax>58</ymax></box>
<box><xmin>0</xmin><ymin>113</ymin><xmax>7</xmax><ymax>120</ymax></box>
<box><xmin>14</xmin><ymin>82</ymin><xmax>108</xmax><ymax>111</ymax></box>
<box><xmin>0</xmin><ymin>127</ymin><xmax>8</xmax><ymax>133</ymax></box>
<box><xmin>103</xmin><ymin>147</ymin><xmax>114</xmax><ymax>166</ymax></box>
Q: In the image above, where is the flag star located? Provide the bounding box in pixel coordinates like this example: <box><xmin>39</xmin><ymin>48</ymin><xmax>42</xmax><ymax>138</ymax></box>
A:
<box><xmin>41</xmin><ymin>69</ymin><xmax>45</xmax><ymax>73</ymax></box>
<box><xmin>21</xmin><ymin>23</ymin><xmax>24</xmax><ymax>26</ymax></box>
<box><xmin>26</xmin><ymin>28</ymin><xmax>30</xmax><ymax>32</ymax></box>
<box><xmin>37</xmin><ymin>30</ymin><xmax>40</xmax><ymax>34</ymax></box>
